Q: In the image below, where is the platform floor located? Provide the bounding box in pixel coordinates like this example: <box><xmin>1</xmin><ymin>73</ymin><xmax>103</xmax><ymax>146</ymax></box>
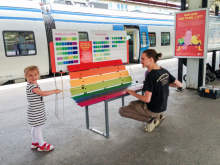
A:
<box><xmin>0</xmin><ymin>53</ymin><xmax>220</xmax><ymax>165</ymax></box>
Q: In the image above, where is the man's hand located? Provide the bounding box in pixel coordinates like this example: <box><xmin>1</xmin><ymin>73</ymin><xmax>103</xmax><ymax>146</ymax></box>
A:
<box><xmin>125</xmin><ymin>89</ymin><xmax>136</xmax><ymax>96</ymax></box>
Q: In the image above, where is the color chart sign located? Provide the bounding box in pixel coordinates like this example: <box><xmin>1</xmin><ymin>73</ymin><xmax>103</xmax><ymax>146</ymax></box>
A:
<box><xmin>91</xmin><ymin>30</ymin><xmax>127</xmax><ymax>63</ymax></box>
<box><xmin>174</xmin><ymin>9</ymin><xmax>208</xmax><ymax>59</ymax></box>
<box><xmin>52</xmin><ymin>29</ymin><xmax>80</xmax><ymax>72</ymax></box>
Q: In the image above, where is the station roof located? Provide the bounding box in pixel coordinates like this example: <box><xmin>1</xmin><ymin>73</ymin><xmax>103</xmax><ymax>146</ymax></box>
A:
<box><xmin>104</xmin><ymin>0</ymin><xmax>183</xmax><ymax>10</ymax></box>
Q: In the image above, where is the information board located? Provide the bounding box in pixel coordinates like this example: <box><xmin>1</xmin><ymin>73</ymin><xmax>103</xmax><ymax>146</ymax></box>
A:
<box><xmin>52</xmin><ymin>29</ymin><xmax>80</xmax><ymax>72</ymax></box>
<box><xmin>91</xmin><ymin>30</ymin><xmax>127</xmax><ymax>63</ymax></box>
<box><xmin>208</xmin><ymin>16</ymin><xmax>220</xmax><ymax>51</ymax></box>
<box><xmin>174</xmin><ymin>9</ymin><xmax>209</xmax><ymax>59</ymax></box>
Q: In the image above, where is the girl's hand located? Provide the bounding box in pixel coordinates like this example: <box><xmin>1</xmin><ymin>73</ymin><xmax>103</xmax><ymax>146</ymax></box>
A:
<box><xmin>125</xmin><ymin>89</ymin><xmax>136</xmax><ymax>96</ymax></box>
<box><xmin>55</xmin><ymin>89</ymin><xmax>62</xmax><ymax>94</ymax></box>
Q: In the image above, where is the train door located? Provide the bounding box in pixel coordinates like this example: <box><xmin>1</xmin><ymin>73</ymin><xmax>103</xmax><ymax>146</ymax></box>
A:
<box><xmin>139</xmin><ymin>25</ymin><xmax>149</xmax><ymax>62</ymax></box>
<box><xmin>124</xmin><ymin>26</ymin><xmax>140</xmax><ymax>63</ymax></box>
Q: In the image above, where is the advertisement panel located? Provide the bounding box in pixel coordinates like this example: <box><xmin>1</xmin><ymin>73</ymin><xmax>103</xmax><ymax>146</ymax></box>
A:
<box><xmin>174</xmin><ymin>9</ymin><xmax>209</xmax><ymax>58</ymax></box>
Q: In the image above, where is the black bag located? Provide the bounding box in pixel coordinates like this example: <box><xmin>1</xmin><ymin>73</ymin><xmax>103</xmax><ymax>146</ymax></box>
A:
<box><xmin>215</xmin><ymin>70</ymin><xmax>220</xmax><ymax>78</ymax></box>
<box><xmin>198</xmin><ymin>86</ymin><xmax>220</xmax><ymax>99</ymax></box>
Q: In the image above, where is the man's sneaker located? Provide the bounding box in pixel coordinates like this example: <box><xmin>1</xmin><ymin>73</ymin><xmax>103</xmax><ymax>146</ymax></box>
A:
<box><xmin>143</xmin><ymin>119</ymin><xmax>159</xmax><ymax>132</ymax></box>
<box><xmin>155</xmin><ymin>114</ymin><xmax>165</xmax><ymax>127</ymax></box>
<box><xmin>37</xmin><ymin>143</ymin><xmax>54</xmax><ymax>152</ymax></box>
<box><xmin>31</xmin><ymin>142</ymin><xmax>39</xmax><ymax>150</ymax></box>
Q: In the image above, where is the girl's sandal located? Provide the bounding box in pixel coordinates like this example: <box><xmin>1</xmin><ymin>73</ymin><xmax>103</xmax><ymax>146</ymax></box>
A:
<box><xmin>31</xmin><ymin>142</ymin><xmax>39</xmax><ymax>150</ymax></box>
<box><xmin>37</xmin><ymin>143</ymin><xmax>54</xmax><ymax>152</ymax></box>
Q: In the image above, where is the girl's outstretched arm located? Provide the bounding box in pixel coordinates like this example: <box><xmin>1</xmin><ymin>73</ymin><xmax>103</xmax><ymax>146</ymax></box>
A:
<box><xmin>33</xmin><ymin>88</ymin><xmax>62</xmax><ymax>96</ymax></box>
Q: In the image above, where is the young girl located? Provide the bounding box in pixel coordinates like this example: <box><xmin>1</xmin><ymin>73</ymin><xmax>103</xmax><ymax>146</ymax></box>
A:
<box><xmin>24</xmin><ymin>66</ymin><xmax>62</xmax><ymax>151</ymax></box>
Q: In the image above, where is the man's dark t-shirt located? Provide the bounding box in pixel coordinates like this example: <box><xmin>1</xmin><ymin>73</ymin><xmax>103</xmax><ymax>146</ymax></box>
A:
<box><xmin>143</xmin><ymin>67</ymin><xmax>175</xmax><ymax>113</ymax></box>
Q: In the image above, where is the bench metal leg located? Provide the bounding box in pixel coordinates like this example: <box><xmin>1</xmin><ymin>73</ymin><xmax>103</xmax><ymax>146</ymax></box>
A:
<box><xmin>104</xmin><ymin>100</ymin><xmax>109</xmax><ymax>138</ymax></box>
<box><xmin>84</xmin><ymin>102</ymin><xmax>109</xmax><ymax>138</ymax></box>
<box><xmin>122</xmin><ymin>96</ymin><xmax>124</xmax><ymax>106</ymax></box>
<box><xmin>85</xmin><ymin>106</ymin><xmax>89</xmax><ymax>129</ymax></box>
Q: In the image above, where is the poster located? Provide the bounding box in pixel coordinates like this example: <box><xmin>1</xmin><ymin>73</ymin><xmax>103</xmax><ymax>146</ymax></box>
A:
<box><xmin>79</xmin><ymin>41</ymin><xmax>93</xmax><ymax>63</ymax></box>
<box><xmin>174</xmin><ymin>9</ymin><xmax>208</xmax><ymax>58</ymax></box>
<box><xmin>91</xmin><ymin>30</ymin><xmax>127</xmax><ymax>63</ymax></box>
<box><xmin>52</xmin><ymin>29</ymin><xmax>80</xmax><ymax>72</ymax></box>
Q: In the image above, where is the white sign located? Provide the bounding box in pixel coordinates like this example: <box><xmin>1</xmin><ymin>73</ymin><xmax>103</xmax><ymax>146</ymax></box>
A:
<box><xmin>91</xmin><ymin>30</ymin><xmax>127</xmax><ymax>63</ymax></box>
<box><xmin>208</xmin><ymin>16</ymin><xmax>220</xmax><ymax>51</ymax></box>
<box><xmin>52</xmin><ymin>29</ymin><xmax>80</xmax><ymax>72</ymax></box>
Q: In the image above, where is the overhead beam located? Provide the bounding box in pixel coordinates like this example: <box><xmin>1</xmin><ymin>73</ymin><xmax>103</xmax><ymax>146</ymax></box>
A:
<box><xmin>123</xmin><ymin>0</ymin><xmax>180</xmax><ymax>8</ymax></box>
<box><xmin>103</xmin><ymin>0</ymin><xmax>181</xmax><ymax>9</ymax></box>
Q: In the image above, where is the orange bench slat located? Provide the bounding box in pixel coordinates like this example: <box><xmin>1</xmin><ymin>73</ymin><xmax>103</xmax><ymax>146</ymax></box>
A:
<box><xmin>70</xmin><ymin>70</ymin><xmax>129</xmax><ymax>87</ymax></box>
<box><xmin>69</xmin><ymin>65</ymin><xmax>126</xmax><ymax>80</ymax></box>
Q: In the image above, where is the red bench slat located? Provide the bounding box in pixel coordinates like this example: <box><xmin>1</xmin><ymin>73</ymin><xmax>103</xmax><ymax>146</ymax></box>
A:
<box><xmin>67</xmin><ymin>59</ymin><xmax>123</xmax><ymax>72</ymax></box>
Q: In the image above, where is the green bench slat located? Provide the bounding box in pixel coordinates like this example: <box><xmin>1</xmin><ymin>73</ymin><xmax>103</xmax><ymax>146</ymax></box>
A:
<box><xmin>70</xmin><ymin>76</ymin><xmax>132</xmax><ymax>96</ymax></box>
<box><xmin>71</xmin><ymin>82</ymin><xmax>132</xmax><ymax>100</ymax></box>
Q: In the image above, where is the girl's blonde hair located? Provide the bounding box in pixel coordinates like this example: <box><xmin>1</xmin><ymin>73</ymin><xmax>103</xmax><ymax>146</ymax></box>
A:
<box><xmin>24</xmin><ymin>66</ymin><xmax>39</xmax><ymax>78</ymax></box>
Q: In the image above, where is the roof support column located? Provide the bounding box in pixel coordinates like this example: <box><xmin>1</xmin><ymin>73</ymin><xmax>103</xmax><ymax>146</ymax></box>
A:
<box><xmin>177</xmin><ymin>0</ymin><xmax>187</xmax><ymax>91</ymax></box>
<box><xmin>185</xmin><ymin>0</ymin><xmax>207</xmax><ymax>89</ymax></box>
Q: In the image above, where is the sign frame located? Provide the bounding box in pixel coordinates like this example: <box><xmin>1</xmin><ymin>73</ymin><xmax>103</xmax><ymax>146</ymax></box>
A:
<box><xmin>173</xmin><ymin>8</ymin><xmax>209</xmax><ymax>59</ymax></box>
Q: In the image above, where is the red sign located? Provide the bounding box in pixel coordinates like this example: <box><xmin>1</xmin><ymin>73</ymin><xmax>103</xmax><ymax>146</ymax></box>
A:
<box><xmin>79</xmin><ymin>41</ymin><xmax>93</xmax><ymax>63</ymax></box>
<box><xmin>174</xmin><ymin>9</ymin><xmax>207</xmax><ymax>58</ymax></box>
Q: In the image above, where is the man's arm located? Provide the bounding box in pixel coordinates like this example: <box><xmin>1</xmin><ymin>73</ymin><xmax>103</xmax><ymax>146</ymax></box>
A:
<box><xmin>169</xmin><ymin>79</ymin><xmax>182</xmax><ymax>88</ymax></box>
<box><xmin>125</xmin><ymin>89</ymin><xmax>152</xmax><ymax>103</ymax></box>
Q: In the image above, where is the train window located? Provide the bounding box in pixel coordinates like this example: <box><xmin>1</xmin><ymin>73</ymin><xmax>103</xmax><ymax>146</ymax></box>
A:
<box><xmin>148</xmin><ymin>33</ymin><xmax>156</xmax><ymax>47</ymax></box>
<box><xmin>161</xmin><ymin>32</ymin><xmax>170</xmax><ymax>46</ymax></box>
<box><xmin>3</xmin><ymin>31</ymin><xmax>36</xmax><ymax>57</ymax></box>
<box><xmin>79</xmin><ymin>32</ymin><xmax>89</xmax><ymax>41</ymax></box>
<box><xmin>141</xmin><ymin>32</ymin><xmax>147</xmax><ymax>48</ymax></box>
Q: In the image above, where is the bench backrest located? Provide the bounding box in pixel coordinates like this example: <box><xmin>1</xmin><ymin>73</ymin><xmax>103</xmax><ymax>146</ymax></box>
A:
<box><xmin>68</xmin><ymin>59</ymin><xmax>135</xmax><ymax>107</ymax></box>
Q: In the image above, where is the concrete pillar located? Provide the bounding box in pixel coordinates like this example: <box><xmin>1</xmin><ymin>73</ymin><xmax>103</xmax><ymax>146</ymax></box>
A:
<box><xmin>186</xmin><ymin>0</ymin><xmax>207</xmax><ymax>88</ymax></box>
<box><xmin>188</xmin><ymin>0</ymin><xmax>202</xmax><ymax>9</ymax></box>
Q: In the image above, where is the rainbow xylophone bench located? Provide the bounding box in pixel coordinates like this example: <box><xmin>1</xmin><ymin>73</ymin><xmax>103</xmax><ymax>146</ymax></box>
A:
<box><xmin>67</xmin><ymin>59</ymin><xmax>143</xmax><ymax>138</ymax></box>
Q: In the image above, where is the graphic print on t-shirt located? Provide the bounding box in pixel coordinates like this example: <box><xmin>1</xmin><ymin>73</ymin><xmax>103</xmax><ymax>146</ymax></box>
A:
<box><xmin>157</xmin><ymin>73</ymin><xmax>169</xmax><ymax>85</ymax></box>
